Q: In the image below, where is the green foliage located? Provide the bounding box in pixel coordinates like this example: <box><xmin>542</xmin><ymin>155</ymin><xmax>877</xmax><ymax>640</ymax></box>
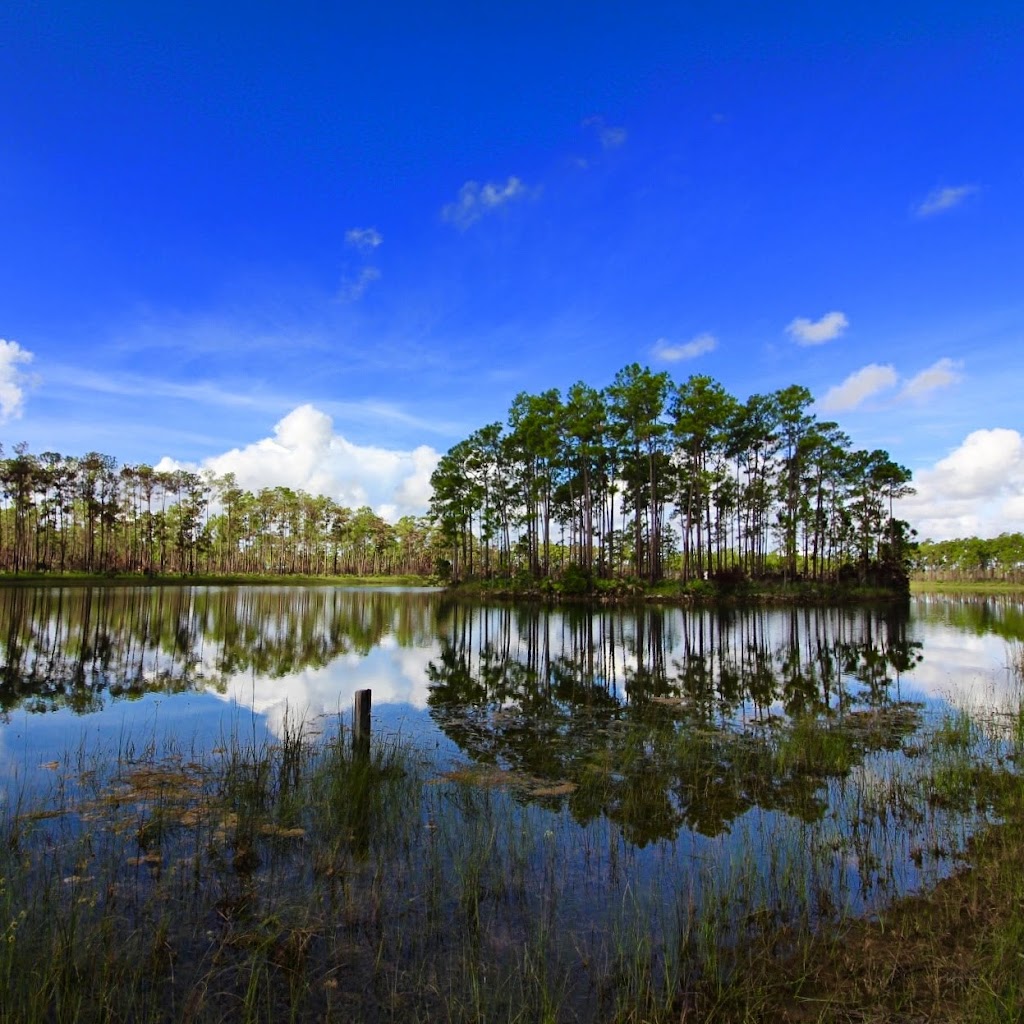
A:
<box><xmin>557</xmin><ymin>562</ymin><xmax>593</xmax><ymax>595</ymax></box>
<box><xmin>0</xmin><ymin>446</ymin><xmax>441</xmax><ymax>578</ymax></box>
<box><xmin>427</xmin><ymin>365</ymin><xmax>913</xmax><ymax>593</ymax></box>
<box><xmin>914</xmin><ymin>532</ymin><xmax>1024</xmax><ymax>582</ymax></box>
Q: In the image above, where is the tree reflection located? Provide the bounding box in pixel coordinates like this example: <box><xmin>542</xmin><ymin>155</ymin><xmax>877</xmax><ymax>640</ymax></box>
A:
<box><xmin>427</xmin><ymin>602</ymin><xmax>923</xmax><ymax>843</ymax></box>
<box><xmin>1</xmin><ymin>586</ymin><xmax>928</xmax><ymax>846</ymax></box>
<box><xmin>0</xmin><ymin>586</ymin><xmax>438</xmax><ymax>714</ymax></box>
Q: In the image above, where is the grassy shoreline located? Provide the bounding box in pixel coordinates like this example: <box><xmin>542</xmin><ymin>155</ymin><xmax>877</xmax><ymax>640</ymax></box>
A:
<box><xmin>2</xmin><ymin>696</ymin><xmax>1020</xmax><ymax>1022</ymax></box>
<box><xmin>446</xmin><ymin>575</ymin><xmax>910</xmax><ymax>607</ymax></box>
<box><xmin>911</xmin><ymin>578</ymin><xmax>1024</xmax><ymax>595</ymax></box>
<box><xmin>756</xmin><ymin>768</ymin><xmax>1024</xmax><ymax>1022</ymax></box>
<box><xmin>0</xmin><ymin>570</ymin><xmax>438</xmax><ymax>588</ymax></box>
<box><xmin>0</xmin><ymin>570</ymin><xmax>912</xmax><ymax>607</ymax></box>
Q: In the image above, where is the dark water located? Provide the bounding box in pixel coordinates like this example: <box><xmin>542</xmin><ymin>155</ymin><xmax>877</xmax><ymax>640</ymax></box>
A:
<box><xmin>1</xmin><ymin>585</ymin><xmax>1021</xmax><ymax>885</ymax></box>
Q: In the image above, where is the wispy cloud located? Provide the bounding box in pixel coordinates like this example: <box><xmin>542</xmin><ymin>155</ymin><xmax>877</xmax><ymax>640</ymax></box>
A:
<box><xmin>915</xmin><ymin>184</ymin><xmax>978</xmax><ymax>217</ymax></box>
<box><xmin>0</xmin><ymin>338</ymin><xmax>34</xmax><ymax>421</ymax></box>
<box><xmin>819</xmin><ymin>356</ymin><xmax>963</xmax><ymax>412</ymax></box>
<box><xmin>318</xmin><ymin>399</ymin><xmax>463</xmax><ymax>437</ymax></box>
<box><xmin>899</xmin><ymin>357</ymin><xmax>963</xmax><ymax>400</ymax></box>
<box><xmin>652</xmin><ymin>333</ymin><xmax>717</xmax><ymax>362</ymax></box>
<box><xmin>819</xmin><ymin>364</ymin><xmax>898</xmax><ymax>412</ymax></box>
<box><xmin>43</xmin><ymin>364</ymin><xmax>460</xmax><ymax>437</ymax></box>
<box><xmin>338</xmin><ymin>266</ymin><xmax>381</xmax><ymax>302</ymax></box>
<box><xmin>785</xmin><ymin>311</ymin><xmax>849</xmax><ymax>345</ymax></box>
<box><xmin>106</xmin><ymin>309</ymin><xmax>329</xmax><ymax>359</ymax></box>
<box><xmin>582</xmin><ymin>115</ymin><xmax>628</xmax><ymax>150</ymax></box>
<box><xmin>441</xmin><ymin>176</ymin><xmax>532</xmax><ymax>229</ymax></box>
<box><xmin>345</xmin><ymin>227</ymin><xmax>383</xmax><ymax>251</ymax></box>
<box><xmin>44</xmin><ymin>366</ymin><xmax>271</xmax><ymax>409</ymax></box>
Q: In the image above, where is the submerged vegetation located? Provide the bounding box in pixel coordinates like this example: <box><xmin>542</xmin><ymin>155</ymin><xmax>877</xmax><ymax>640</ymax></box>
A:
<box><xmin>0</xmin><ymin>679</ymin><xmax>1021</xmax><ymax>1022</ymax></box>
<box><xmin>3</xmin><ymin>587</ymin><xmax>1024</xmax><ymax>1019</ymax></box>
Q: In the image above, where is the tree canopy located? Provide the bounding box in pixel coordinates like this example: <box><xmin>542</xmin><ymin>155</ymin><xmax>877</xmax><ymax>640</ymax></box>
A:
<box><xmin>0</xmin><ymin>443</ymin><xmax>437</xmax><ymax>577</ymax></box>
<box><xmin>429</xmin><ymin>366</ymin><xmax>916</xmax><ymax>588</ymax></box>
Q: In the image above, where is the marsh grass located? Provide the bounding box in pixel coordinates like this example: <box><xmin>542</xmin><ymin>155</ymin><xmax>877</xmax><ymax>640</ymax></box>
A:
<box><xmin>0</xmin><ymin>694</ymin><xmax>1018</xmax><ymax>1023</ymax></box>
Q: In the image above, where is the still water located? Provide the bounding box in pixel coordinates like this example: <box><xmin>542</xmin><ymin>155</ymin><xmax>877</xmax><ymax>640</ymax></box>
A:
<box><xmin>1</xmin><ymin>585</ymin><xmax>1020</xmax><ymax>897</ymax></box>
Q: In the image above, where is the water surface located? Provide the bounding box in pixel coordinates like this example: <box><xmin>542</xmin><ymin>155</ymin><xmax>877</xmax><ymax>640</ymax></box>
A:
<box><xmin>1</xmin><ymin>585</ymin><xmax>1020</xmax><ymax>908</ymax></box>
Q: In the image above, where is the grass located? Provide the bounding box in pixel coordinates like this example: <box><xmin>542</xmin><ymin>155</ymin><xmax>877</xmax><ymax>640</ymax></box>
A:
<box><xmin>911</xmin><ymin>579</ymin><xmax>1024</xmax><ymax>594</ymax></box>
<box><xmin>0</xmin><ymin>689</ymin><xmax>1021</xmax><ymax>1022</ymax></box>
<box><xmin>448</xmin><ymin>574</ymin><xmax>907</xmax><ymax>608</ymax></box>
<box><xmin>0</xmin><ymin>571</ymin><xmax>437</xmax><ymax>588</ymax></box>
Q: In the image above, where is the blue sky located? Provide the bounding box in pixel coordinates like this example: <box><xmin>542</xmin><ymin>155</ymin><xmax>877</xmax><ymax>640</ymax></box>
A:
<box><xmin>1</xmin><ymin>2</ymin><xmax>1022</xmax><ymax>538</ymax></box>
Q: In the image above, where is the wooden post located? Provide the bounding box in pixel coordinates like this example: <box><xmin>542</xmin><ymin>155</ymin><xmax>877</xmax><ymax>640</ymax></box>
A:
<box><xmin>353</xmin><ymin>688</ymin><xmax>371</xmax><ymax>752</ymax></box>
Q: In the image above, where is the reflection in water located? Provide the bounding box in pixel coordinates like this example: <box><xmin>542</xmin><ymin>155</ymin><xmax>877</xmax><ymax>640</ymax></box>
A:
<box><xmin>905</xmin><ymin>592</ymin><xmax>1024</xmax><ymax>710</ymax></box>
<box><xmin>426</xmin><ymin>602</ymin><xmax>925</xmax><ymax>843</ymax></box>
<box><xmin>0</xmin><ymin>585</ymin><xmax>1018</xmax><ymax>1019</ymax></box>
<box><xmin>0</xmin><ymin>586</ymin><xmax>440</xmax><ymax>716</ymax></box>
<box><xmin>912</xmin><ymin>591</ymin><xmax>1024</xmax><ymax>642</ymax></box>
<box><xmin>1</xmin><ymin>586</ymin><xmax>1017</xmax><ymax>849</ymax></box>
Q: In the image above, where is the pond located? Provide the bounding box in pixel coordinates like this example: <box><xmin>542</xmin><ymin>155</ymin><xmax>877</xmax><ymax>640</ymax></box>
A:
<box><xmin>0</xmin><ymin>585</ymin><xmax>1021</xmax><ymax>1022</ymax></box>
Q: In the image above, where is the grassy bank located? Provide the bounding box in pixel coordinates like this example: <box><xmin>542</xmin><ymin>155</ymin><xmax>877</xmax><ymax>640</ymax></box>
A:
<box><xmin>911</xmin><ymin>578</ymin><xmax>1024</xmax><ymax>595</ymax></box>
<box><xmin>0</xmin><ymin>571</ymin><xmax>436</xmax><ymax>588</ymax></box>
<box><xmin>2</xmin><ymin>686</ymin><xmax>1020</xmax><ymax>1022</ymax></box>
<box><xmin>761</xmin><ymin>774</ymin><xmax>1024</xmax><ymax>1022</ymax></box>
<box><xmin>447</xmin><ymin>574</ymin><xmax>908</xmax><ymax>607</ymax></box>
<box><xmin>0</xmin><ymin>570</ymin><xmax>907</xmax><ymax>606</ymax></box>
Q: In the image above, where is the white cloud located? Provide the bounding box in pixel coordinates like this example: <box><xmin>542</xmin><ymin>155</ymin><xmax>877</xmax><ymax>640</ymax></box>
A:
<box><xmin>338</xmin><ymin>266</ymin><xmax>381</xmax><ymax>302</ymax></box>
<box><xmin>652</xmin><ymin>332</ymin><xmax>717</xmax><ymax>362</ymax></box>
<box><xmin>345</xmin><ymin>227</ymin><xmax>383</xmax><ymax>251</ymax></box>
<box><xmin>208</xmin><ymin>639</ymin><xmax>443</xmax><ymax>737</ymax></box>
<box><xmin>441</xmin><ymin>176</ymin><xmax>531</xmax><ymax>229</ymax></box>
<box><xmin>160</xmin><ymin>404</ymin><xmax>440</xmax><ymax>521</ymax></box>
<box><xmin>898</xmin><ymin>357</ymin><xmax>963</xmax><ymax>400</ymax></box>
<box><xmin>600</xmin><ymin>125</ymin><xmax>628</xmax><ymax>148</ymax></box>
<box><xmin>819</xmin><ymin>363</ymin><xmax>898</xmax><ymax>412</ymax></box>
<box><xmin>785</xmin><ymin>311</ymin><xmax>849</xmax><ymax>345</ymax></box>
<box><xmin>896</xmin><ymin>428</ymin><xmax>1024</xmax><ymax>540</ymax></box>
<box><xmin>915</xmin><ymin>185</ymin><xmax>978</xmax><ymax>218</ymax></box>
<box><xmin>819</xmin><ymin>356</ymin><xmax>963</xmax><ymax>413</ymax></box>
<box><xmin>0</xmin><ymin>338</ymin><xmax>33</xmax><ymax>422</ymax></box>
<box><xmin>582</xmin><ymin>115</ymin><xmax>628</xmax><ymax>150</ymax></box>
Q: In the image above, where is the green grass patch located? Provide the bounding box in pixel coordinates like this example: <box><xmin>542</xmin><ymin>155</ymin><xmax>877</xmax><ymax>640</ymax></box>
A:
<box><xmin>0</xmin><ymin>571</ymin><xmax>437</xmax><ymax>588</ymax></box>
<box><xmin>911</xmin><ymin>579</ymin><xmax>1024</xmax><ymax>595</ymax></box>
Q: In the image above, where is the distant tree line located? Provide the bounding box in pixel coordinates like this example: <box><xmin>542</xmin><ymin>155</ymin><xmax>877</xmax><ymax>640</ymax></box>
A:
<box><xmin>429</xmin><ymin>364</ymin><xmax>916</xmax><ymax>586</ymax></box>
<box><xmin>913</xmin><ymin>533</ymin><xmax>1024</xmax><ymax>582</ymax></box>
<box><xmin>0</xmin><ymin>443</ymin><xmax>437</xmax><ymax>576</ymax></box>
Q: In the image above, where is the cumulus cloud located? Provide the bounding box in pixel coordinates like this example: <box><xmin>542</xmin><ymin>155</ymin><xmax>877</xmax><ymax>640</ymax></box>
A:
<box><xmin>899</xmin><ymin>357</ymin><xmax>963</xmax><ymax>400</ymax></box>
<box><xmin>785</xmin><ymin>311</ymin><xmax>849</xmax><ymax>345</ymax></box>
<box><xmin>652</xmin><ymin>333</ymin><xmax>717</xmax><ymax>362</ymax></box>
<box><xmin>345</xmin><ymin>226</ymin><xmax>383</xmax><ymax>251</ymax></box>
<box><xmin>819</xmin><ymin>363</ymin><xmax>898</xmax><ymax>412</ymax></box>
<box><xmin>160</xmin><ymin>404</ymin><xmax>440</xmax><ymax>521</ymax></box>
<box><xmin>338</xmin><ymin>266</ymin><xmax>381</xmax><ymax>302</ymax></box>
<box><xmin>915</xmin><ymin>184</ymin><xmax>978</xmax><ymax>217</ymax></box>
<box><xmin>0</xmin><ymin>338</ymin><xmax>33</xmax><ymax>422</ymax></box>
<box><xmin>582</xmin><ymin>115</ymin><xmax>628</xmax><ymax>149</ymax></box>
<box><xmin>896</xmin><ymin>428</ymin><xmax>1024</xmax><ymax>540</ymax></box>
<box><xmin>441</xmin><ymin>176</ymin><xmax>531</xmax><ymax>229</ymax></box>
